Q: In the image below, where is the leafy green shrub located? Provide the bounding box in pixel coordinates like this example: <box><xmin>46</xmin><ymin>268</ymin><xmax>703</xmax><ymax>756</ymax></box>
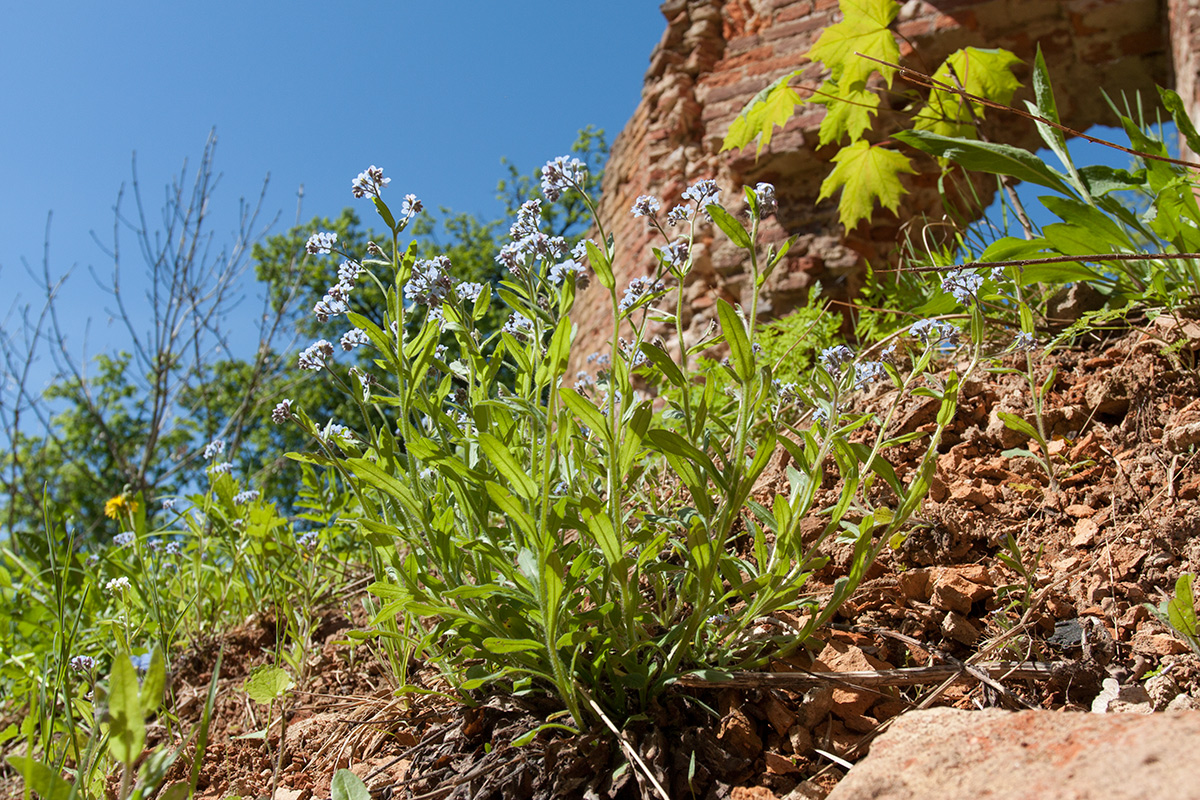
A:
<box><xmin>280</xmin><ymin>162</ymin><xmax>971</xmax><ymax>729</ymax></box>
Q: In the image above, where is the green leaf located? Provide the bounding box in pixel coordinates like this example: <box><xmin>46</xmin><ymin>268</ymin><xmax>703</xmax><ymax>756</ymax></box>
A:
<box><xmin>478</xmin><ymin>432</ymin><xmax>538</xmax><ymax>499</ymax></box>
<box><xmin>330</xmin><ymin>769</ymin><xmax>372</xmax><ymax>800</ymax></box>
<box><xmin>818</xmin><ymin>140</ymin><xmax>916</xmax><ymax>230</ymax></box>
<box><xmin>4</xmin><ymin>756</ymin><xmax>73</xmax><ymax>800</ymax></box>
<box><xmin>1167</xmin><ymin>573</ymin><xmax>1198</xmax><ymax>643</ymax></box>
<box><xmin>915</xmin><ymin>47</ymin><xmax>1022</xmax><ymax>139</ymax></box>
<box><xmin>894</xmin><ymin>130</ymin><xmax>1073</xmax><ymax>195</ymax></box>
<box><xmin>639</xmin><ymin>342</ymin><xmax>687</xmax><ymax>388</ymax></box>
<box><xmin>511</xmin><ymin>722</ymin><xmax>581</xmax><ymax>747</ymax></box>
<box><xmin>107</xmin><ymin>654</ymin><xmax>145</xmax><ymax>764</ymax></box>
<box><xmin>559</xmin><ymin>387</ymin><xmax>608</xmax><ymax>436</ymax></box>
<box><xmin>585</xmin><ymin>239</ymin><xmax>615</xmax><ymax>290</ymax></box>
<box><xmin>708</xmin><ymin>204</ymin><xmax>752</xmax><ymax>249</ymax></box>
<box><xmin>716</xmin><ymin>299</ymin><xmax>754</xmax><ymax>382</ymax></box>
<box><xmin>815</xmin><ymin>83</ymin><xmax>880</xmax><ymax>146</ymax></box>
<box><xmin>138</xmin><ymin>648</ymin><xmax>166</xmax><ymax>714</ymax></box>
<box><xmin>580</xmin><ymin>500</ymin><xmax>622</xmax><ymax>567</ymax></box>
<box><xmin>482</xmin><ymin>637</ymin><xmax>545</xmax><ymax>654</ymax></box>
<box><xmin>996</xmin><ymin>411</ymin><xmax>1042</xmax><ymax>444</ymax></box>
<box><xmin>243</xmin><ymin>665</ymin><xmax>294</xmax><ymax>705</ymax></box>
<box><xmin>808</xmin><ymin>0</ymin><xmax>900</xmax><ymax>89</ymax></box>
<box><xmin>1158</xmin><ymin>87</ymin><xmax>1200</xmax><ymax>157</ymax></box>
<box><xmin>722</xmin><ymin>70</ymin><xmax>806</xmax><ymax>156</ymax></box>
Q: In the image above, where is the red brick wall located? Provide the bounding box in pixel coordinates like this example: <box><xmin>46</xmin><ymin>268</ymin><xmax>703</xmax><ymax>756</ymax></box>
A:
<box><xmin>573</xmin><ymin>0</ymin><xmax>1182</xmax><ymax>371</ymax></box>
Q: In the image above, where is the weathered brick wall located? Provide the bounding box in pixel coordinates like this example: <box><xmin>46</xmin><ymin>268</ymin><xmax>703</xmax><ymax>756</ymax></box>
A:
<box><xmin>574</xmin><ymin>0</ymin><xmax>1192</xmax><ymax>369</ymax></box>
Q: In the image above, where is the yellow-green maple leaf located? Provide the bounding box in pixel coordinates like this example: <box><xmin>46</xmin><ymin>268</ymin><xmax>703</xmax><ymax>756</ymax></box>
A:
<box><xmin>808</xmin><ymin>0</ymin><xmax>901</xmax><ymax>90</ymax></box>
<box><xmin>913</xmin><ymin>48</ymin><xmax>1023</xmax><ymax>138</ymax></box>
<box><xmin>817</xmin><ymin>139</ymin><xmax>916</xmax><ymax>230</ymax></box>
<box><xmin>722</xmin><ymin>69</ymin><xmax>805</xmax><ymax>155</ymax></box>
<box><xmin>814</xmin><ymin>82</ymin><xmax>880</xmax><ymax>146</ymax></box>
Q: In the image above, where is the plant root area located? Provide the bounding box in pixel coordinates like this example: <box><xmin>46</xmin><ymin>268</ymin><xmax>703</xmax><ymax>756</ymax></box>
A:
<box><xmin>12</xmin><ymin>324</ymin><xmax>1200</xmax><ymax>800</ymax></box>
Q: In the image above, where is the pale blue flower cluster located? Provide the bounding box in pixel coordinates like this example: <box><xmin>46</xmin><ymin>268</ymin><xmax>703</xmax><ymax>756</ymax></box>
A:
<box><xmin>113</xmin><ymin>531</ymin><xmax>135</xmax><ymax>547</ymax></box>
<box><xmin>406</xmin><ymin>256</ymin><xmax>455</xmax><ymax>308</ymax></box>
<box><xmin>1013</xmin><ymin>332</ymin><xmax>1037</xmax><ymax>351</ymax></box>
<box><xmin>297</xmin><ymin>531</ymin><xmax>320</xmax><ymax>551</ymax></box>
<box><xmin>820</xmin><ymin>345</ymin><xmax>854</xmax><ymax>372</ymax></box>
<box><xmin>340</xmin><ymin>328</ymin><xmax>370</xmax><ymax>351</ymax></box>
<box><xmin>351</xmin><ymin>165</ymin><xmax>390</xmax><ymax>199</ymax></box>
<box><xmin>754</xmin><ymin>182</ymin><xmax>777</xmax><ymax>218</ymax></box>
<box><xmin>910</xmin><ymin>319</ymin><xmax>958</xmax><ymax>345</ymax></box>
<box><xmin>210</xmin><ymin>462</ymin><xmax>233</xmax><ymax>476</ymax></box>
<box><xmin>496</xmin><ymin>199</ymin><xmax>568</xmax><ymax>275</ymax></box>
<box><xmin>631</xmin><ymin>195</ymin><xmax>660</xmax><ymax>218</ymax></box>
<box><xmin>502</xmin><ymin>312</ymin><xmax>534</xmax><ymax>339</ymax></box>
<box><xmin>619</xmin><ymin>277</ymin><xmax>665</xmax><ymax>313</ymax></box>
<box><xmin>854</xmin><ymin>360</ymin><xmax>886</xmax><ymax>389</ymax></box>
<box><xmin>271</xmin><ymin>399</ymin><xmax>294</xmax><ymax>423</ymax></box>
<box><xmin>305</xmin><ymin>231</ymin><xmax>337</xmax><ymax>255</ymax></box>
<box><xmin>541</xmin><ymin>155</ymin><xmax>587</xmax><ymax>202</ymax></box>
<box><xmin>233</xmin><ymin>490</ymin><xmax>260</xmax><ymax>505</ymax></box>
<box><xmin>70</xmin><ymin>655</ymin><xmax>95</xmax><ymax>673</ymax></box>
<box><xmin>299</xmin><ymin>340</ymin><xmax>334</xmax><ymax>371</ymax></box>
<box><xmin>663</xmin><ymin>239</ymin><xmax>690</xmax><ymax>271</ymax></box>
<box><xmin>203</xmin><ymin>438</ymin><xmax>225</xmax><ymax>459</ymax></box>
<box><xmin>942</xmin><ymin>268</ymin><xmax>983</xmax><ymax>305</ymax></box>
<box><xmin>105</xmin><ymin>576</ymin><xmax>131</xmax><ymax>595</ymax></box>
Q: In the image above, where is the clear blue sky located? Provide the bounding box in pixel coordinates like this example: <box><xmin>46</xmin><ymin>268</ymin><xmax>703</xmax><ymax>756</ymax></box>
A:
<box><xmin>1</xmin><ymin>1</ymin><xmax>665</xmax><ymax>368</ymax></box>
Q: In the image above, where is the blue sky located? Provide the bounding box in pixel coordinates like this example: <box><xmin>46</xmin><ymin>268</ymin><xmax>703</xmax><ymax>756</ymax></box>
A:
<box><xmin>1</xmin><ymin>2</ymin><xmax>665</xmax><ymax>370</ymax></box>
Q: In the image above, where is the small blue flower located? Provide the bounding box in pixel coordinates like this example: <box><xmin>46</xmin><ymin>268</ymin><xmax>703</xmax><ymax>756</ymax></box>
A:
<box><xmin>69</xmin><ymin>655</ymin><xmax>96</xmax><ymax>674</ymax></box>
<box><xmin>1013</xmin><ymin>332</ymin><xmax>1037</xmax><ymax>351</ymax></box>
<box><xmin>631</xmin><ymin>195</ymin><xmax>660</xmax><ymax>218</ymax></box>
<box><xmin>305</xmin><ymin>231</ymin><xmax>337</xmax><ymax>255</ymax></box>
<box><xmin>754</xmin><ymin>182</ymin><xmax>777</xmax><ymax>218</ymax></box>
<box><xmin>541</xmin><ymin>156</ymin><xmax>587</xmax><ymax>202</ymax></box>
<box><xmin>910</xmin><ymin>319</ymin><xmax>958</xmax><ymax>345</ymax></box>
<box><xmin>819</xmin><ymin>345</ymin><xmax>854</xmax><ymax>373</ymax></box>
<box><xmin>113</xmin><ymin>531</ymin><xmax>135</xmax><ymax>547</ymax></box>
<box><xmin>233</xmin><ymin>490</ymin><xmax>260</xmax><ymax>505</ymax></box>
<box><xmin>130</xmin><ymin>653</ymin><xmax>153</xmax><ymax>674</ymax></box>
<box><xmin>854</xmin><ymin>361</ymin><xmax>886</xmax><ymax>389</ymax></box>
<box><xmin>942</xmin><ymin>268</ymin><xmax>983</xmax><ymax>306</ymax></box>
<box><xmin>203</xmin><ymin>439</ymin><xmax>225</xmax><ymax>459</ymax></box>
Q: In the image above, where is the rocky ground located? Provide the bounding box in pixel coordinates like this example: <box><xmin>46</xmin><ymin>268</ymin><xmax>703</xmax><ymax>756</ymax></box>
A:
<box><xmin>13</xmin><ymin>319</ymin><xmax>1200</xmax><ymax>800</ymax></box>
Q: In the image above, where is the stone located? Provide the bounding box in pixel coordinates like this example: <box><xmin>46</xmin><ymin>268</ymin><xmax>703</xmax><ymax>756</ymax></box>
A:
<box><xmin>826</xmin><ymin>708</ymin><xmax>1200</xmax><ymax>800</ymax></box>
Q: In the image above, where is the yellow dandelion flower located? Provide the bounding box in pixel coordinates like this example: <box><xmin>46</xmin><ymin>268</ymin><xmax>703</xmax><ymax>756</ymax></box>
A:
<box><xmin>104</xmin><ymin>495</ymin><xmax>139</xmax><ymax>520</ymax></box>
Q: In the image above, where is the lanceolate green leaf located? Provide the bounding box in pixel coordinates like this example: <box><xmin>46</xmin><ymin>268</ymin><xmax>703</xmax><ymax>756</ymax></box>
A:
<box><xmin>818</xmin><ymin>140</ymin><xmax>916</xmax><ymax>230</ymax></box>
<box><xmin>717</xmin><ymin>299</ymin><xmax>754</xmax><ymax>382</ymax></box>
<box><xmin>107</xmin><ymin>654</ymin><xmax>145</xmax><ymax>764</ymax></box>
<box><xmin>478</xmin><ymin>432</ymin><xmax>538</xmax><ymax>499</ymax></box>
<box><xmin>894</xmin><ymin>130</ymin><xmax>1074</xmax><ymax>195</ymax></box>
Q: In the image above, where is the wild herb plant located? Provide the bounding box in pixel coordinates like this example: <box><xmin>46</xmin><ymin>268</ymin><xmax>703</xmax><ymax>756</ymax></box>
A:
<box><xmin>281</xmin><ymin>160</ymin><xmax>970</xmax><ymax>729</ymax></box>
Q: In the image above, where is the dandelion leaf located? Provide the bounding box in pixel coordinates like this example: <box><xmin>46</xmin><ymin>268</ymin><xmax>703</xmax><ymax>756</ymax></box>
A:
<box><xmin>818</xmin><ymin>140</ymin><xmax>915</xmax><ymax>230</ymax></box>
<box><xmin>722</xmin><ymin>70</ymin><xmax>805</xmax><ymax>156</ymax></box>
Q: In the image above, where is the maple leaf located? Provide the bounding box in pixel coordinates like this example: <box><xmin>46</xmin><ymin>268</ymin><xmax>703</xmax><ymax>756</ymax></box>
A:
<box><xmin>722</xmin><ymin>70</ymin><xmax>806</xmax><ymax>155</ymax></box>
<box><xmin>809</xmin><ymin>0</ymin><xmax>900</xmax><ymax>90</ymax></box>
<box><xmin>913</xmin><ymin>48</ymin><xmax>1022</xmax><ymax>138</ymax></box>
<box><xmin>817</xmin><ymin>140</ymin><xmax>915</xmax><ymax>230</ymax></box>
<box><xmin>814</xmin><ymin>82</ymin><xmax>880</xmax><ymax>146</ymax></box>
